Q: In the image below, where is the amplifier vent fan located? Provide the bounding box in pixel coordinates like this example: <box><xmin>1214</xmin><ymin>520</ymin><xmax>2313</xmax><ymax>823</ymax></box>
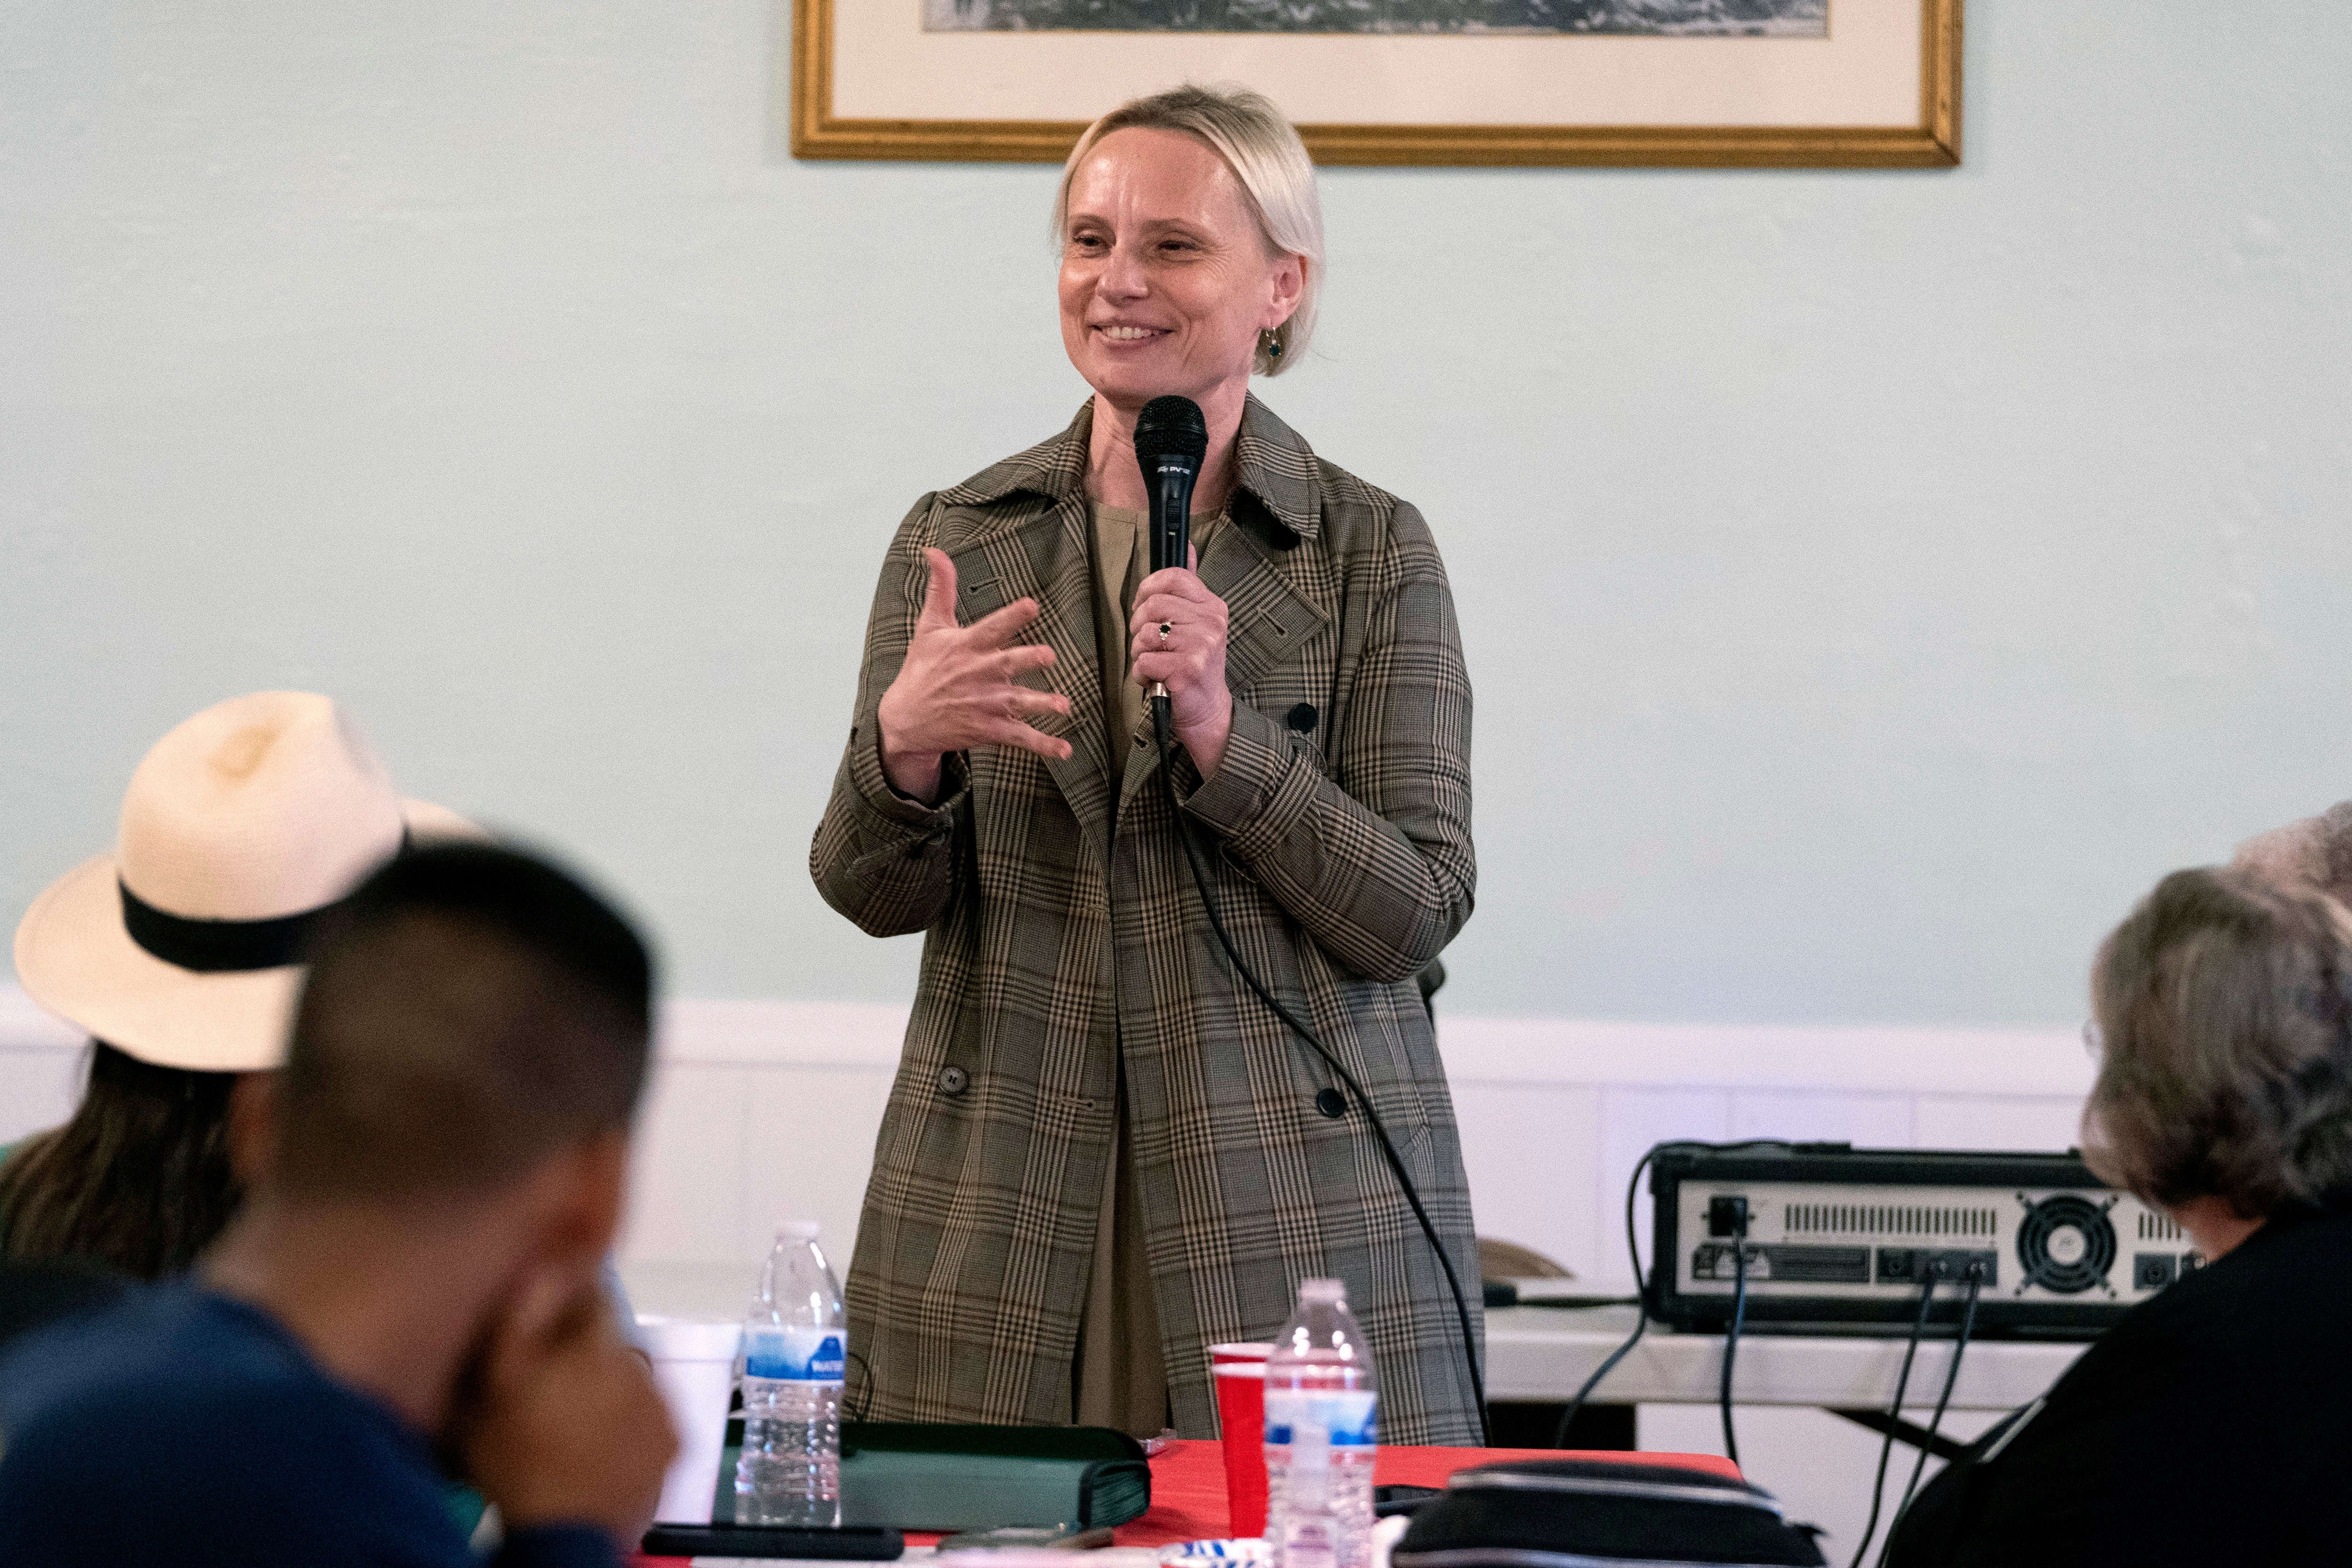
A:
<box><xmin>2138</xmin><ymin>1212</ymin><xmax>2183</xmax><ymax>1241</ymax></box>
<box><xmin>1783</xmin><ymin>1203</ymin><xmax>2000</xmax><ymax>1238</ymax></box>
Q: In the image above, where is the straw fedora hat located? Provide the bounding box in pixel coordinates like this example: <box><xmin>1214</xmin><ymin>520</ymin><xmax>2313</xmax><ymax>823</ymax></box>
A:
<box><xmin>13</xmin><ymin>692</ymin><xmax>479</xmax><ymax>1073</ymax></box>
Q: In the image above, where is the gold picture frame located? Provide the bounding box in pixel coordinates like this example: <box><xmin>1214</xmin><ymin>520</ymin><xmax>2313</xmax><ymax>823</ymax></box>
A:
<box><xmin>791</xmin><ymin>0</ymin><xmax>1959</xmax><ymax>169</ymax></box>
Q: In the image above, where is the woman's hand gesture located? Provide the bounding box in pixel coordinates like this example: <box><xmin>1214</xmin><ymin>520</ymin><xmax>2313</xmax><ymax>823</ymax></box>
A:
<box><xmin>877</xmin><ymin>547</ymin><xmax>1073</xmax><ymax>802</ymax></box>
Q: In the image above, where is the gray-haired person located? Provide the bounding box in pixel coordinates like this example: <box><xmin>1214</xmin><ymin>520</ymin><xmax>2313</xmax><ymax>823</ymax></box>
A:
<box><xmin>1888</xmin><ymin>866</ymin><xmax>2352</xmax><ymax>1567</ymax></box>
<box><xmin>2231</xmin><ymin>797</ymin><xmax>2352</xmax><ymax>901</ymax></box>
<box><xmin>811</xmin><ymin>84</ymin><xmax>1480</xmax><ymax>1442</ymax></box>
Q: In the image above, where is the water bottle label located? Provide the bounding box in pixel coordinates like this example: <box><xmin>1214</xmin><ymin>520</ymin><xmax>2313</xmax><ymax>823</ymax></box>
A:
<box><xmin>1262</xmin><ymin>1388</ymin><xmax>1377</xmax><ymax>1447</ymax></box>
<box><xmin>745</xmin><ymin>1326</ymin><xmax>846</xmax><ymax>1382</ymax></box>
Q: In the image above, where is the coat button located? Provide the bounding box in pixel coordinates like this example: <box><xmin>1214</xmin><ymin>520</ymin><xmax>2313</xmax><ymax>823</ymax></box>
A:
<box><xmin>1315</xmin><ymin>1087</ymin><xmax>1347</xmax><ymax>1119</ymax></box>
<box><xmin>1287</xmin><ymin>703</ymin><xmax>1317</xmax><ymax>733</ymax></box>
<box><xmin>938</xmin><ymin>1066</ymin><xmax>969</xmax><ymax>1096</ymax></box>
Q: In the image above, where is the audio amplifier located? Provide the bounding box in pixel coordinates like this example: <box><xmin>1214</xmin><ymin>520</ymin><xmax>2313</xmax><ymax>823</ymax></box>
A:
<box><xmin>1649</xmin><ymin>1144</ymin><xmax>2197</xmax><ymax>1338</ymax></box>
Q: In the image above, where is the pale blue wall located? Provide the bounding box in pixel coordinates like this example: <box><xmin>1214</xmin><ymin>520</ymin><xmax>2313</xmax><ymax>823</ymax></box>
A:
<box><xmin>4</xmin><ymin>1</ymin><xmax>2348</xmax><ymax>1027</ymax></box>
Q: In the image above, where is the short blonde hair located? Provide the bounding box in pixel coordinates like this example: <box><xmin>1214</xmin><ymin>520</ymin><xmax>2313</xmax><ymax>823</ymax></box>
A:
<box><xmin>1052</xmin><ymin>84</ymin><xmax>1324</xmax><ymax>378</ymax></box>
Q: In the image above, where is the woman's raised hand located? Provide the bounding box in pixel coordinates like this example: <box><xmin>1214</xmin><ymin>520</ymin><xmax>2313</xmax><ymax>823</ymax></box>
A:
<box><xmin>877</xmin><ymin>547</ymin><xmax>1073</xmax><ymax>802</ymax></box>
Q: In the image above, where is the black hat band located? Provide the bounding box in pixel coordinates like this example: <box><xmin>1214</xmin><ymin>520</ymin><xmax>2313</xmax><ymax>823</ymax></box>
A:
<box><xmin>117</xmin><ymin>827</ymin><xmax>412</xmax><ymax>974</ymax></box>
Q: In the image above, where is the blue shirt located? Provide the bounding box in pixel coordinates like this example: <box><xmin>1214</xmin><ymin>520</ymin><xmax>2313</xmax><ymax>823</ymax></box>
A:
<box><xmin>0</xmin><ymin>1283</ymin><xmax>616</xmax><ymax>1568</ymax></box>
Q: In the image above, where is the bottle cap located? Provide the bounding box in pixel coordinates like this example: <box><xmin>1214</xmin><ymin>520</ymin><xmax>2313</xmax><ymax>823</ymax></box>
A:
<box><xmin>1300</xmin><ymin>1277</ymin><xmax>1345</xmax><ymax>1305</ymax></box>
<box><xmin>778</xmin><ymin>1220</ymin><xmax>820</xmax><ymax>1240</ymax></box>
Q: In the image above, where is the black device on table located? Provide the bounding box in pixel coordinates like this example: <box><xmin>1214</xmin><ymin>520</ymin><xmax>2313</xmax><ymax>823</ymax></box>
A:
<box><xmin>1375</xmin><ymin>1484</ymin><xmax>1445</xmax><ymax>1518</ymax></box>
<box><xmin>1648</xmin><ymin>1143</ymin><xmax>2184</xmax><ymax>1337</ymax></box>
<box><xmin>938</xmin><ymin>1525</ymin><xmax>1118</xmax><ymax>1549</ymax></box>
<box><xmin>640</xmin><ymin>1523</ymin><xmax>905</xmax><ymax>1559</ymax></box>
<box><xmin>1560</xmin><ymin>1140</ymin><xmax>2188</xmax><ymax>1567</ymax></box>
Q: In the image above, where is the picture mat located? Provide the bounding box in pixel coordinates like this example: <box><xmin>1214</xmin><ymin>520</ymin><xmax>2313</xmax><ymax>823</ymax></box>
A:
<box><xmin>833</xmin><ymin>0</ymin><xmax>1919</xmax><ymax>127</ymax></box>
<box><xmin>920</xmin><ymin>0</ymin><xmax>1830</xmax><ymax>36</ymax></box>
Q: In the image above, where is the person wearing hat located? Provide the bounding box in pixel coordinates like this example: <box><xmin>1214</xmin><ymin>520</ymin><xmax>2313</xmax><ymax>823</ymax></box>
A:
<box><xmin>3</xmin><ymin>693</ymin><xmax>478</xmax><ymax>1283</ymax></box>
<box><xmin>0</xmin><ymin>842</ymin><xmax>677</xmax><ymax>1567</ymax></box>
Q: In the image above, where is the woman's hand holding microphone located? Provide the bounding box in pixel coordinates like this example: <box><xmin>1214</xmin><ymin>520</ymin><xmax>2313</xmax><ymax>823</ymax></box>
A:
<box><xmin>877</xmin><ymin>548</ymin><xmax>1074</xmax><ymax>803</ymax></box>
<box><xmin>1130</xmin><ymin>545</ymin><xmax>1233</xmax><ymax>780</ymax></box>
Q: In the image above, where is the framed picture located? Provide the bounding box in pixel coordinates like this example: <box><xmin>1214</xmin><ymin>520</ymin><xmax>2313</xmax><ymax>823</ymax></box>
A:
<box><xmin>790</xmin><ymin>0</ymin><xmax>1959</xmax><ymax>168</ymax></box>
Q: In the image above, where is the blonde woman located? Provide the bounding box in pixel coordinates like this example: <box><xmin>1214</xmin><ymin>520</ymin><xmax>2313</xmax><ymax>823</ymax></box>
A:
<box><xmin>812</xmin><ymin>85</ymin><xmax>1480</xmax><ymax>1442</ymax></box>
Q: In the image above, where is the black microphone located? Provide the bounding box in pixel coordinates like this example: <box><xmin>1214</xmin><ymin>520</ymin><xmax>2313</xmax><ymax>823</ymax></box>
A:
<box><xmin>1135</xmin><ymin>395</ymin><xmax>1209</xmax><ymax>576</ymax></box>
<box><xmin>1134</xmin><ymin>396</ymin><xmax>1210</xmax><ymax>707</ymax></box>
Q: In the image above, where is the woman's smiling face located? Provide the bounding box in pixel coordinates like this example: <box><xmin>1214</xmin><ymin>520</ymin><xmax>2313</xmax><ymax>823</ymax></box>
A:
<box><xmin>1058</xmin><ymin>127</ymin><xmax>1301</xmax><ymax>413</ymax></box>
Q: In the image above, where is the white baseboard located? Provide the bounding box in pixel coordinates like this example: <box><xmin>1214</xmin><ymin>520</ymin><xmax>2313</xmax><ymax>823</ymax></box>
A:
<box><xmin>649</xmin><ymin>996</ymin><xmax>2088</xmax><ymax>1099</ymax></box>
<box><xmin>0</xmin><ymin>985</ymin><xmax>2092</xmax><ymax>1291</ymax></box>
<box><xmin>1450</xmin><ymin>1015</ymin><xmax>2087</xmax><ymax>1099</ymax></box>
<box><xmin>6</xmin><ymin>985</ymin><xmax>2086</xmax><ymax>1098</ymax></box>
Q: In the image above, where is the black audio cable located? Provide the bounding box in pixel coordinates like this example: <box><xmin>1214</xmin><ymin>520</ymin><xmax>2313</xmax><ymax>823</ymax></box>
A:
<box><xmin>1876</xmin><ymin>1263</ymin><xmax>1985</xmax><ymax>1568</ymax></box>
<box><xmin>1552</xmin><ymin>1147</ymin><xmax>1658</xmax><ymax>1447</ymax></box>
<box><xmin>1846</xmin><ymin>1274</ymin><xmax>1939</xmax><ymax>1568</ymax></box>
<box><xmin>1718</xmin><ymin>1211</ymin><xmax>1751</xmax><ymax>1470</ymax></box>
<box><xmin>1152</xmin><ymin>697</ymin><xmax>1490</xmax><ymax>1445</ymax></box>
<box><xmin>1552</xmin><ymin>1140</ymin><xmax>1801</xmax><ymax>1450</ymax></box>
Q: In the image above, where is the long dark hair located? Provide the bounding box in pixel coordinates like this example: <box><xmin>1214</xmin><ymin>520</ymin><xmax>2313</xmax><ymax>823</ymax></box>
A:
<box><xmin>0</xmin><ymin>1041</ymin><xmax>242</xmax><ymax>1278</ymax></box>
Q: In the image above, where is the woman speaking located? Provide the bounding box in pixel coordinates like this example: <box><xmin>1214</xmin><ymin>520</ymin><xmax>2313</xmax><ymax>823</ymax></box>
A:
<box><xmin>811</xmin><ymin>86</ymin><xmax>1480</xmax><ymax>1444</ymax></box>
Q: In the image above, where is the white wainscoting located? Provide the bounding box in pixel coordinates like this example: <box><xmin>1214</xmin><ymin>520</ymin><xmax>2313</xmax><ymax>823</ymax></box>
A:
<box><xmin>0</xmin><ymin>985</ymin><xmax>2092</xmax><ymax>1303</ymax></box>
<box><xmin>0</xmin><ymin>985</ymin><xmax>2089</xmax><ymax>1554</ymax></box>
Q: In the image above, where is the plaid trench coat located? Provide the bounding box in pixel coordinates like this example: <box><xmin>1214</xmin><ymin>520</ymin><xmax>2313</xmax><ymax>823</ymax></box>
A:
<box><xmin>811</xmin><ymin>395</ymin><xmax>1482</xmax><ymax>1444</ymax></box>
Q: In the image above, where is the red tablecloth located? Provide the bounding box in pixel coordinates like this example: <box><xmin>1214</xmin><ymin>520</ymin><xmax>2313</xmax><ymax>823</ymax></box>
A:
<box><xmin>1103</xmin><ymin>1438</ymin><xmax>1738</xmax><ymax>1548</ymax></box>
<box><xmin>636</xmin><ymin>1440</ymin><xmax>1740</xmax><ymax>1563</ymax></box>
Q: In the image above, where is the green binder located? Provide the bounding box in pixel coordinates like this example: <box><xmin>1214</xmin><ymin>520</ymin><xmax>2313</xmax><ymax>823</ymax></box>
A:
<box><xmin>716</xmin><ymin>1422</ymin><xmax>1154</xmax><ymax>1532</ymax></box>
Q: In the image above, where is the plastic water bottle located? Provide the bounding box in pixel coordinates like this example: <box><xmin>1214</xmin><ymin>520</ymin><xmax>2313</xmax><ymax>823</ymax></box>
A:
<box><xmin>1264</xmin><ymin>1278</ymin><xmax>1378</xmax><ymax>1568</ymax></box>
<box><xmin>734</xmin><ymin>1221</ymin><xmax>846</xmax><ymax>1527</ymax></box>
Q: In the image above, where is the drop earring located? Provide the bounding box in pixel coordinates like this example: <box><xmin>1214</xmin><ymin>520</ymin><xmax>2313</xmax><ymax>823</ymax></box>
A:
<box><xmin>1264</xmin><ymin>329</ymin><xmax>1284</xmax><ymax>361</ymax></box>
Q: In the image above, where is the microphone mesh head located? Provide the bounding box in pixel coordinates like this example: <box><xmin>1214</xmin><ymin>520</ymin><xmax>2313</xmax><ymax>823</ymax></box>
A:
<box><xmin>1134</xmin><ymin>395</ymin><xmax>1210</xmax><ymax>467</ymax></box>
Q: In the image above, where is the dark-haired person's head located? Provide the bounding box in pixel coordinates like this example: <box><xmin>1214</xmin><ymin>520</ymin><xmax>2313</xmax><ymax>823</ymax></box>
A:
<box><xmin>261</xmin><ymin>842</ymin><xmax>654</xmax><ymax>1208</ymax></box>
<box><xmin>2083</xmin><ymin>866</ymin><xmax>2352</xmax><ymax>1249</ymax></box>
<box><xmin>1</xmin><ymin>843</ymin><xmax>677</xmax><ymax>1559</ymax></box>
<box><xmin>0</xmin><ymin>1046</ymin><xmax>240</xmax><ymax>1279</ymax></box>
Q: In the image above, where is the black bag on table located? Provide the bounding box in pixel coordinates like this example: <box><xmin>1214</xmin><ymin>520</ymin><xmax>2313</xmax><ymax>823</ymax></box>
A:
<box><xmin>709</xmin><ymin>1420</ymin><xmax>1151</xmax><ymax>1532</ymax></box>
<box><xmin>1393</xmin><ymin>1458</ymin><xmax>1826</xmax><ymax>1568</ymax></box>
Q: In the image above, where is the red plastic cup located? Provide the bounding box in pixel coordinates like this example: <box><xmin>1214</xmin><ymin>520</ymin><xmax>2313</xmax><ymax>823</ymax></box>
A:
<box><xmin>1211</xmin><ymin>1345</ymin><xmax>1273</xmax><ymax>1538</ymax></box>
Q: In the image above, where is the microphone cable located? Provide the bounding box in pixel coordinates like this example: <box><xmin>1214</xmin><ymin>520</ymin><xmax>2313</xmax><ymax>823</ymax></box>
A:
<box><xmin>1152</xmin><ymin>694</ymin><xmax>1490</xmax><ymax>1446</ymax></box>
<box><xmin>1846</xmin><ymin>1274</ymin><xmax>1940</xmax><ymax>1568</ymax></box>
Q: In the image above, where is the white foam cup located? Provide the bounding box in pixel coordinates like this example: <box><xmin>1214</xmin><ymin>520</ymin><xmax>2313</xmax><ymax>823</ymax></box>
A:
<box><xmin>638</xmin><ymin>1316</ymin><xmax>744</xmax><ymax>1524</ymax></box>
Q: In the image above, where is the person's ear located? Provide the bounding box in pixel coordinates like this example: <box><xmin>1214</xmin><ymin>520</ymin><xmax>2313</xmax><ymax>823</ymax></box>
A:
<box><xmin>540</xmin><ymin>1128</ymin><xmax>630</xmax><ymax>1260</ymax></box>
<box><xmin>1263</xmin><ymin>253</ymin><xmax>1305</xmax><ymax>329</ymax></box>
<box><xmin>226</xmin><ymin>1071</ymin><xmax>282</xmax><ymax>1188</ymax></box>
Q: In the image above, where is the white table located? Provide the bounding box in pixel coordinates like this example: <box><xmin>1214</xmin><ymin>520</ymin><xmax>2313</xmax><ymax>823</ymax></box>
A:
<box><xmin>627</xmin><ymin>1264</ymin><xmax>2089</xmax><ymax>1450</ymax></box>
<box><xmin>1485</xmin><ymin>1302</ymin><xmax>2088</xmax><ymax>1450</ymax></box>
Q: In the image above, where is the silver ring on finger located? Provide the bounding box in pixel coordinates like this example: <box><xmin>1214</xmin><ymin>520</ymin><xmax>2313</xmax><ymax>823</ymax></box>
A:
<box><xmin>1157</xmin><ymin>621</ymin><xmax>1172</xmax><ymax>646</ymax></box>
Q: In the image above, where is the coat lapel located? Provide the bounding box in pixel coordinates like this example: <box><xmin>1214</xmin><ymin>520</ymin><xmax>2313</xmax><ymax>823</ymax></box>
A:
<box><xmin>940</xmin><ymin>412</ymin><xmax>1115</xmax><ymax>856</ymax></box>
<box><xmin>1118</xmin><ymin>396</ymin><xmax>1332</xmax><ymax>811</ymax></box>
